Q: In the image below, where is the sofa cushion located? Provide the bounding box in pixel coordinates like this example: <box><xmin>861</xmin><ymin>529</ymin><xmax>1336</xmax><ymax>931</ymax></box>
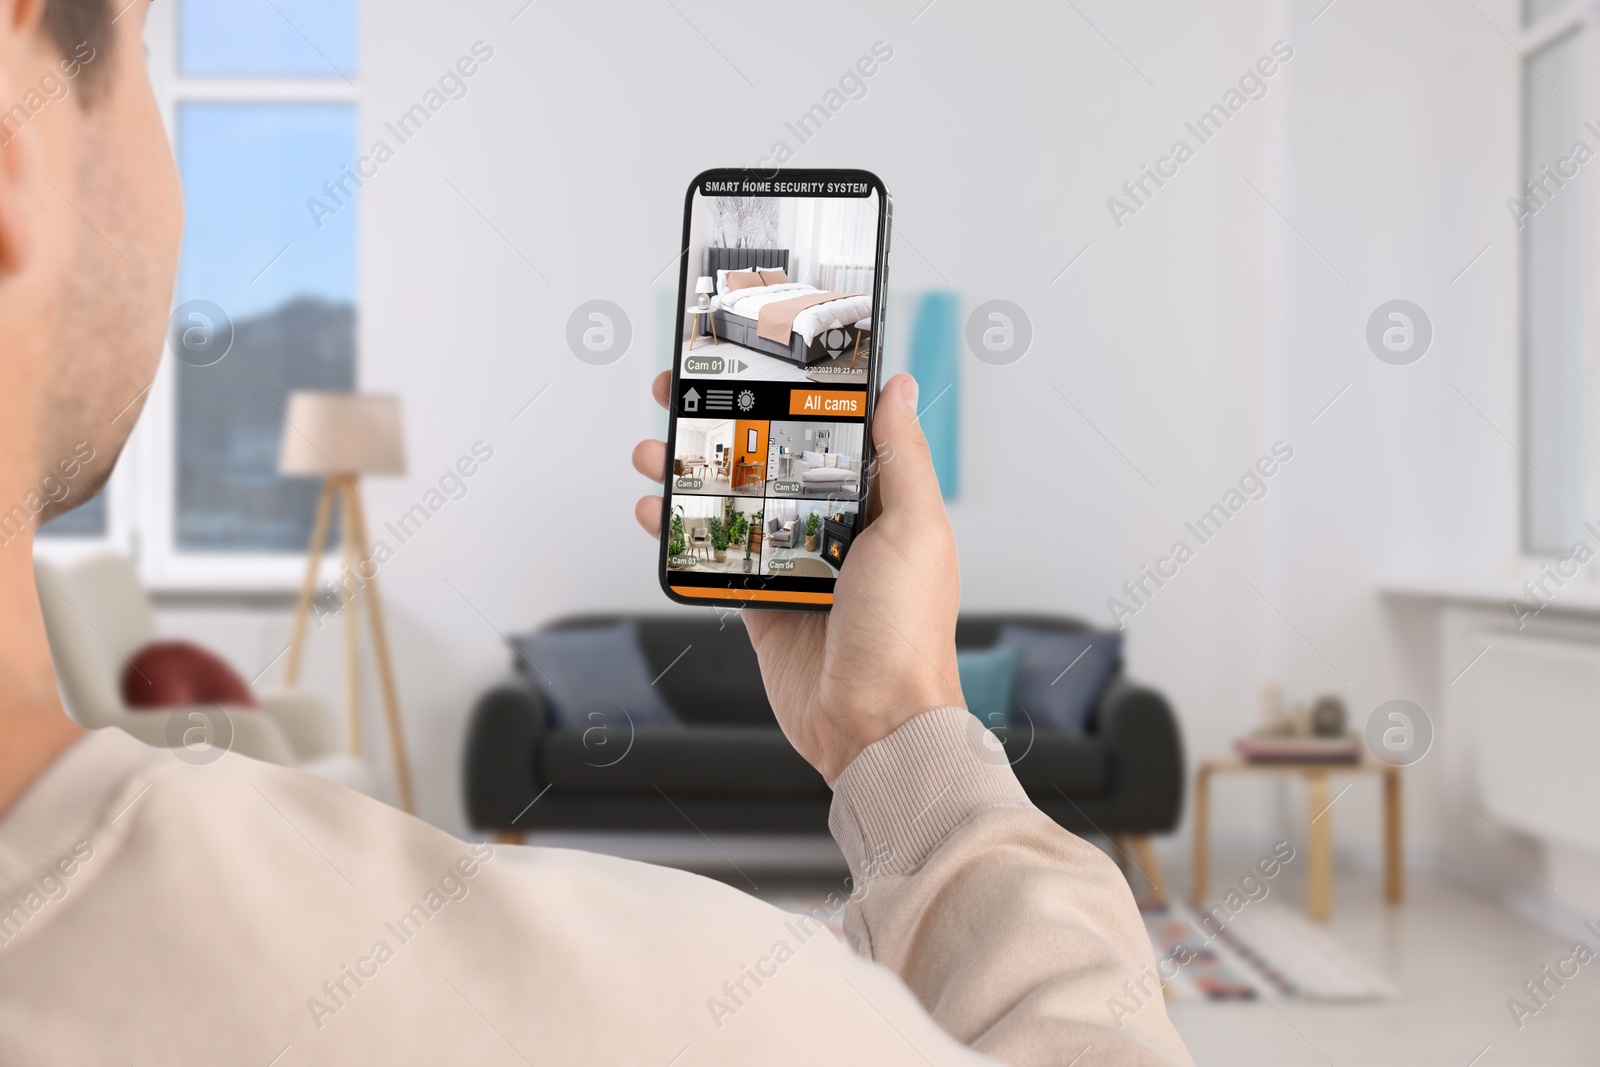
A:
<box><xmin>540</xmin><ymin>727</ymin><xmax>827</xmax><ymax>797</ymax></box>
<box><xmin>512</xmin><ymin>622</ymin><xmax>679</xmax><ymax>730</ymax></box>
<box><xmin>957</xmin><ymin>646</ymin><xmax>1021</xmax><ymax>726</ymax></box>
<box><xmin>999</xmin><ymin>625</ymin><xmax>1122</xmax><ymax>733</ymax></box>
<box><xmin>635</xmin><ymin>621</ymin><xmax>776</xmax><ymax>726</ymax></box>
<box><xmin>1003</xmin><ymin>732</ymin><xmax>1111</xmax><ymax>796</ymax></box>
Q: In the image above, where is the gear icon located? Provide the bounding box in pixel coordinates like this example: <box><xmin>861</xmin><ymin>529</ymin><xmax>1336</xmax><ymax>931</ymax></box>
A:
<box><xmin>736</xmin><ymin>389</ymin><xmax>755</xmax><ymax>412</ymax></box>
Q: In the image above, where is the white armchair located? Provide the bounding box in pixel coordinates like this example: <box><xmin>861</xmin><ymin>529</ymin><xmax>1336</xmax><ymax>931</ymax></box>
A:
<box><xmin>34</xmin><ymin>552</ymin><xmax>372</xmax><ymax>794</ymax></box>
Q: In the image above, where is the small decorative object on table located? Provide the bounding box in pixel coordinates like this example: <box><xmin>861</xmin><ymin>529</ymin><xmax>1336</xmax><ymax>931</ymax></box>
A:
<box><xmin>695</xmin><ymin>276</ymin><xmax>715</xmax><ymax>309</ymax></box>
<box><xmin>1259</xmin><ymin>683</ymin><xmax>1284</xmax><ymax>732</ymax></box>
<box><xmin>1311</xmin><ymin>695</ymin><xmax>1347</xmax><ymax>737</ymax></box>
<box><xmin>1239</xmin><ymin>684</ymin><xmax>1359</xmax><ymax>762</ymax></box>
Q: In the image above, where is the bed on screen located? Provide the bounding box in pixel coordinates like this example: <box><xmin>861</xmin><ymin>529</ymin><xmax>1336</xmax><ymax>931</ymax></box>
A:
<box><xmin>698</xmin><ymin>248</ymin><xmax>872</xmax><ymax>366</ymax></box>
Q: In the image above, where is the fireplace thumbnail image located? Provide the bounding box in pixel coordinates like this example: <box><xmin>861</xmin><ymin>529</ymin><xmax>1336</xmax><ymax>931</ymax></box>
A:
<box><xmin>820</xmin><ymin>514</ymin><xmax>854</xmax><ymax>569</ymax></box>
<box><xmin>762</xmin><ymin>499</ymin><xmax>858</xmax><ymax>577</ymax></box>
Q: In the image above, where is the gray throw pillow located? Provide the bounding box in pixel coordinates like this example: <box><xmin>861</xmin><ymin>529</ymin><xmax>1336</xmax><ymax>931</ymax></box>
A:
<box><xmin>512</xmin><ymin>623</ymin><xmax>680</xmax><ymax>731</ymax></box>
<box><xmin>997</xmin><ymin>625</ymin><xmax>1123</xmax><ymax>733</ymax></box>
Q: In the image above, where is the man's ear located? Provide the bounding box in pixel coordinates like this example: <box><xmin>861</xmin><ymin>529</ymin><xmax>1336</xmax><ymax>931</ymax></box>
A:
<box><xmin>0</xmin><ymin>0</ymin><xmax>46</xmax><ymax>274</ymax></box>
<box><xmin>4</xmin><ymin>0</ymin><xmax>46</xmax><ymax>35</ymax></box>
<box><xmin>0</xmin><ymin>122</ymin><xmax>33</xmax><ymax>275</ymax></box>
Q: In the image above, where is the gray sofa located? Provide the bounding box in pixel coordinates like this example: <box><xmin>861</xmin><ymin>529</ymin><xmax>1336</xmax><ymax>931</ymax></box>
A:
<box><xmin>464</xmin><ymin>614</ymin><xmax>1185</xmax><ymax>856</ymax></box>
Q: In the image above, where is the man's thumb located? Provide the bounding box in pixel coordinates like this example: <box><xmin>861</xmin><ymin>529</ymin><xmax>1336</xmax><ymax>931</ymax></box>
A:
<box><xmin>869</xmin><ymin>374</ymin><xmax>942</xmax><ymax>514</ymax></box>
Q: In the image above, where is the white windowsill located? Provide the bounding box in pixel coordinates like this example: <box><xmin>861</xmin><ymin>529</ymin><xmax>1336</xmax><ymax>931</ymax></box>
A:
<box><xmin>35</xmin><ymin>538</ymin><xmax>344</xmax><ymax>606</ymax></box>
<box><xmin>1381</xmin><ymin>568</ymin><xmax>1600</xmax><ymax>618</ymax></box>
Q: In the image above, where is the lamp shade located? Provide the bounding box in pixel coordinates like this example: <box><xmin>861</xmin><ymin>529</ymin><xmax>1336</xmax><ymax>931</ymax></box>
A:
<box><xmin>278</xmin><ymin>392</ymin><xmax>405</xmax><ymax>477</ymax></box>
<box><xmin>694</xmin><ymin>276</ymin><xmax>715</xmax><ymax>295</ymax></box>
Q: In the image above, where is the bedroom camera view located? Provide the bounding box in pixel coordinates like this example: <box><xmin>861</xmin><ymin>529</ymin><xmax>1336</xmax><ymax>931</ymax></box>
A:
<box><xmin>680</xmin><ymin>191</ymin><xmax>879</xmax><ymax>387</ymax></box>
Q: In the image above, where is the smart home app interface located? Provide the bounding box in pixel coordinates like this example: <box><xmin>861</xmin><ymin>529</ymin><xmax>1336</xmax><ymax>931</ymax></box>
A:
<box><xmin>661</xmin><ymin>170</ymin><xmax>888</xmax><ymax>608</ymax></box>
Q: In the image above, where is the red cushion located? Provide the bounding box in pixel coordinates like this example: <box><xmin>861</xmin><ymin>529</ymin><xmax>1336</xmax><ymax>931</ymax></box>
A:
<box><xmin>122</xmin><ymin>641</ymin><xmax>256</xmax><ymax>710</ymax></box>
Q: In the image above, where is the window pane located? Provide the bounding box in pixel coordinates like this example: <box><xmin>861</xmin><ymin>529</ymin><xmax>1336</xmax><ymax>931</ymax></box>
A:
<box><xmin>180</xmin><ymin>0</ymin><xmax>358</xmax><ymax>78</ymax></box>
<box><xmin>176</xmin><ymin>103</ymin><xmax>357</xmax><ymax>553</ymax></box>
<box><xmin>1521</xmin><ymin>30</ymin><xmax>1586</xmax><ymax>553</ymax></box>
<box><xmin>38</xmin><ymin>491</ymin><xmax>108</xmax><ymax>539</ymax></box>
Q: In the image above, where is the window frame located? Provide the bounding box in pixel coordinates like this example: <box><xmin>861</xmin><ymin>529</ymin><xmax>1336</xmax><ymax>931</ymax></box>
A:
<box><xmin>118</xmin><ymin>1</ymin><xmax>359</xmax><ymax>592</ymax></box>
<box><xmin>1516</xmin><ymin>1</ymin><xmax>1599</xmax><ymax>558</ymax></box>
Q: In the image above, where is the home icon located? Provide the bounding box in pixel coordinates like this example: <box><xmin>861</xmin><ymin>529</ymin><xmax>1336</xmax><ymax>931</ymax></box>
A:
<box><xmin>682</xmin><ymin>387</ymin><xmax>700</xmax><ymax>413</ymax></box>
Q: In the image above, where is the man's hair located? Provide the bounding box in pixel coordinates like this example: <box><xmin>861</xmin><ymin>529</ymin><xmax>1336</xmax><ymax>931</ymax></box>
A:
<box><xmin>41</xmin><ymin>0</ymin><xmax>113</xmax><ymax>95</ymax></box>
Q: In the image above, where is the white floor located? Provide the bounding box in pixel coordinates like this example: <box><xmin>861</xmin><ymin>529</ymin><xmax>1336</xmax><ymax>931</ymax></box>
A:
<box><xmin>1165</xmin><ymin>866</ymin><xmax>1600</xmax><ymax>1067</ymax></box>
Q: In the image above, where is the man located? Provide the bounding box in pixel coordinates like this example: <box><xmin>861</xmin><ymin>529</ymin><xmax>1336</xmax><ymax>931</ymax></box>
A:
<box><xmin>0</xmin><ymin>1</ymin><xmax>1192</xmax><ymax>1063</ymax></box>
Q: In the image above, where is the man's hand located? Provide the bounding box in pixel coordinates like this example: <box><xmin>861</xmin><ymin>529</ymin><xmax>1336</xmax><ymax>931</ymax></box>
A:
<box><xmin>633</xmin><ymin>372</ymin><xmax>963</xmax><ymax>785</ymax></box>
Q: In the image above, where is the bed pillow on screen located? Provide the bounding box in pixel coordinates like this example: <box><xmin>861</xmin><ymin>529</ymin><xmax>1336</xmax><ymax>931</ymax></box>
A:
<box><xmin>998</xmin><ymin>625</ymin><xmax>1122</xmax><ymax>733</ymax></box>
<box><xmin>758</xmin><ymin>269</ymin><xmax>789</xmax><ymax>285</ymax></box>
<box><xmin>802</xmin><ymin>451</ymin><xmax>822</xmax><ymax>468</ymax></box>
<box><xmin>726</xmin><ymin>271</ymin><xmax>765</xmax><ymax>292</ymax></box>
<box><xmin>716</xmin><ymin>268</ymin><xmax>757</xmax><ymax>294</ymax></box>
<box><xmin>511</xmin><ymin>623</ymin><xmax>679</xmax><ymax>730</ymax></box>
<box><xmin>957</xmin><ymin>646</ymin><xmax>1022</xmax><ymax>727</ymax></box>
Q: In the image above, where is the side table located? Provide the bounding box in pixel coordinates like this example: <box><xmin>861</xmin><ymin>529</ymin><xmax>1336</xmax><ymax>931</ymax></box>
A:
<box><xmin>1192</xmin><ymin>757</ymin><xmax>1402</xmax><ymax>921</ymax></box>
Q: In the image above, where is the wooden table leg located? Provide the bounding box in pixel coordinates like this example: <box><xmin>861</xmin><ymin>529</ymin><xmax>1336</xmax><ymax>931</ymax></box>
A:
<box><xmin>1384</xmin><ymin>767</ymin><xmax>1403</xmax><ymax>903</ymax></box>
<box><xmin>1132</xmin><ymin>836</ymin><xmax>1168</xmax><ymax>904</ymax></box>
<box><xmin>710</xmin><ymin>311</ymin><xmax>717</xmax><ymax>344</ymax></box>
<box><xmin>1306</xmin><ymin>771</ymin><xmax>1332</xmax><ymax>921</ymax></box>
<box><xmin>688</xmin><ymin>311</ymin><xmax>699</xmax><ymax>351</ymax></box>
<box><xmin>1193</xmin><ymin>764</ymin><xmax>1211</xmax><ymax>901</ymax></box>
<box><xmin>1110</xmin><ymin>833</ymin><xmax>1131</xmax><ymax>876</ymax></box>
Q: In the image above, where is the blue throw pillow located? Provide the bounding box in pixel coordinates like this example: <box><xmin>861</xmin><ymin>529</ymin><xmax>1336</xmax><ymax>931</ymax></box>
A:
<box><xmin>997</xmin><ymin>625</ymin><xmax>1122</xmax><ymax>733</ymax></box>
<box><xmin>511</xmin><ymin>623</ymin><xmax>680</xmax><ymax>731</ymax></box>
<box><xmin>957</xmin><ymin>646</ymin><xmax>1022</xmax><ymax>729</ymax></box>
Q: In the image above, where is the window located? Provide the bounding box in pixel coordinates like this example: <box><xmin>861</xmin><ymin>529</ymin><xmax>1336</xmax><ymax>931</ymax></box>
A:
<box><xmin>38</xmin><ymin>2</ymin><xmax>361</xmax><ymax>585</ymax></box>
<box><xmin>1519</xmin><ymin>8</ymin><xmax>1591</xmax><ymax>554</ymax></box>
<box><xmin>174</xmin><ymin>102</ymin><xmax>357</xmax><ymax>552</ymax></box>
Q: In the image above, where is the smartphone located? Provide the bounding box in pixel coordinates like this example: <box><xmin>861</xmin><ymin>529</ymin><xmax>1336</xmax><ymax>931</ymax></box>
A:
<box><xmin>658</xmin><ymin>168</ymin><xmax>892</xmax><ymax>610</ymax></box>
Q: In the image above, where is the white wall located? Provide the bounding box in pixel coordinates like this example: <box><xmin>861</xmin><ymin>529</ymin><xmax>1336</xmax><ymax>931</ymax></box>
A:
<box><xmin>148</xmin><ymin>0</ymin><xmax>1596</xmax><ymax>929</ymax></box>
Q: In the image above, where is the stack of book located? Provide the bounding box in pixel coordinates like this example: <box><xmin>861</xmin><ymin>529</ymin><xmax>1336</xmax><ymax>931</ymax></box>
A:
<box><xmin>1234</xmin><ymin>733</ymin><xmax>1363</xmax><ymax>763</ymax></box>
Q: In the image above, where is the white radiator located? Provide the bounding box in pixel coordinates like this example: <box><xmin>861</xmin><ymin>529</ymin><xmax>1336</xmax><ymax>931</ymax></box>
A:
<box><xmin>1465</xmin><ymin>631</ymin><xmax>1600</xmax><ymax>853</ymax></box>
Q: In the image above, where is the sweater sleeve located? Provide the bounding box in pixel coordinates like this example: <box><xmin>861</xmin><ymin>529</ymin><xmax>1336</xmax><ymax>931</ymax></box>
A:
<box><xmin>828</xmin><ymin>706</ymin><xmax>1194</xmax><ymax>1067</ymax></box>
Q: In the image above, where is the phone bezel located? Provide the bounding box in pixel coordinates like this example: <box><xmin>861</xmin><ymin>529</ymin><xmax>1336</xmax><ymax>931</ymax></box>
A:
<box><xmin>657</xmin><ymin>167</ymin><xmax>892</xmax><ymax>612</ymax></box>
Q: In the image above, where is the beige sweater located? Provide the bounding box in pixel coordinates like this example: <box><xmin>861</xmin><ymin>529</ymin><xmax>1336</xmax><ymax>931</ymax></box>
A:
<box><xmin>0</xmin><ymin>707</ymin><xmax>1190</xmax><ymax>1066</ymax></box>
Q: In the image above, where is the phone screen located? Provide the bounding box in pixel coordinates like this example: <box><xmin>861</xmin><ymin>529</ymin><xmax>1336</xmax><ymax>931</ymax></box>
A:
<box><xmin>659</xmin><ymin>169</ymin><xmax>891</xmax><ymax>610</ymax></box>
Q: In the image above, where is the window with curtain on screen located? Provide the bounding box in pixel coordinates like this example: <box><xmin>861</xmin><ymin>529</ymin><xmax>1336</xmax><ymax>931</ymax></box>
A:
<box><xmin>38</xmin><ymin>0</ymin><xmax>361</xmax><ymax>579</ymax></box>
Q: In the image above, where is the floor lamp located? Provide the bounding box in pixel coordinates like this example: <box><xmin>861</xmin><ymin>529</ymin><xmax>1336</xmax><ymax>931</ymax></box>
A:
<box><xmin>278</xmin><ymin>392</ymin><xmax>416</xmax><ymax>814</ymax></box>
